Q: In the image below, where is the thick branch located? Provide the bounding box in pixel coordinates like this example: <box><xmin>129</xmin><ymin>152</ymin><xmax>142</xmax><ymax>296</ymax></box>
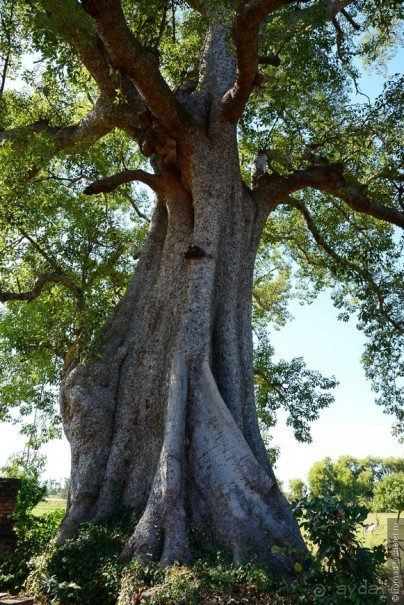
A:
<box><xmin>39</xmin><ymin>0</ymin><xmax>147</xmax><ymax>134</ymax></box>
<box><xmin>258</xmin><ymin>54</ymin><xmax>281</xmax><ymax>66</ymax></box>
<box><xmin>80</xmin><ymin>0</ymin><xmax>189</xmax><ymax>135</ymax></box>
<box><xmin>253</xmin><ymin>164</ymin><xmax>404</xmax><ymax>228</ymax></box>
<box><xmin>0</xmin><ymin>96</ymin><xmax>145</xmax><ymax>182</ymax></box>
<box><xmin>1</xmin><ymin>97</ymin><xmax>113</xmax><ymax>153</ymax></box>
<box><xmin>40</xmin><ymin>0</ymin><xmax>117</xmax><ymax>98</ymax></box>
<box><xmin>326</xmin><ymin>183</ymin><xmax>404</xmax><ymax>229</ymax></box>
<box><xmin>84</xmin><ymin>169</ymin><xmax>163</xmax><ymax>195</ymax></box>
<box><xmin>340</xmin><ymin>8</ymin><xmax>360</xmax><ymax>30</ymax></box>
<box><xmin>185</xmin><ymin>0</ymin><xmax>207</xmax><ymax>14</ymax></box>
<box><xmin>0</xmin><ymin>273</ymin><xmax>66</xmax><ymax>302</ymax></box>
<box><xmin>221</xmin><ymin>0</ymin><xmax>297</xmax><ymax>123</ymax></box>
<box><xmin>285</xmin><ymin>0</ymin><xmax>354</xmax><ymax>32</ymax></box>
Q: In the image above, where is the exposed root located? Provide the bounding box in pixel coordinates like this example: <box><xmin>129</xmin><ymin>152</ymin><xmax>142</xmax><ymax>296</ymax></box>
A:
<box><xmin>121</xmin><ymin>352</ymin><xmax>191</xmax><ymax>565</ymax></box>
<box><xmin>188</xmin><ymin>361</ymin><xmax>306</xmax><ymax>571</ymax></box>
<box><xmin>57</xmin><ymin>361</ymin><xmax>119</xmax><ymax>542</ymax></box>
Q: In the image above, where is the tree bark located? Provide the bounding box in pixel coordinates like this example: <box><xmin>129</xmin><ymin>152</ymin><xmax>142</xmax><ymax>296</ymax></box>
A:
<box><xmin>58</xmin><ymin>127</ymin><xmax>306</xmax><ymax>575</ymax></box>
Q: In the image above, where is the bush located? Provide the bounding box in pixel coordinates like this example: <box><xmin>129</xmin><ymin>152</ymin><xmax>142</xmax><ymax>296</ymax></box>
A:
<box><xmin>27</xmin><ymin>522</ymin><xmax>127</xmax><ymax>605</ymax></box>
<box><xmin>291</xmin><ymin>496</ymin><xmax>387</xmax><ymax>604</ymax></box>
<box><xmin>25</xmin><ymin>497</ymin><xmax>388</xmax><ymax>605</ymax></box>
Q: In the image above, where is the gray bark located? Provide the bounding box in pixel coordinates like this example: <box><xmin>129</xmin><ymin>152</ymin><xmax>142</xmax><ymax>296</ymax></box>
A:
<box><xmin>56</xmin><ymin>5</ymin><xmax>306</xmax><ymax>579</ymax></box>
<box><xmin>58</xmin><ymin>126</ymin><xmax>306</xmax><ymax>576</ymax></box>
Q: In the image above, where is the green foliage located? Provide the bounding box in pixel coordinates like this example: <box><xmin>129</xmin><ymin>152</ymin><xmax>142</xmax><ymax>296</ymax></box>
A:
<box><xmin>254</xmin><ymin>334</ymin><xmax>338</xmax><ymax>444</ymax></box>
<box><xmin>373</xmin><ymin>472</ymin><xmax>404</xmax><ymax>522</ymax></box>
<box><xmin>287</xmin><ymin>479</ymin><xmax>308</xmax><ymax>502</ymax></box>
<box><xmin>0</xmin><ymin>454</ymin><xmax>64</xmax><ymax>593</ymax></box>
<box><xmin>292</xmin><ymin>496</ymin><xmax>387</xmax><ymax>604</ymax></box>
<box><xmin>28</xmin><ymin>523</ymin><xmax>126</xmax><ymax>605</ymax></box>
<box><xmin>307</xmin><ymin>455</ymin><xmax>404</xmax><ymax>505</ymax></box>
<box><xmin>118</xmin><ymin>558</ymin><xmax>292</xmax><ymax>605</ymax></box>
<box><xmin>23</xmin><ymin>502</ymin><xmax>389</xmax><ymax>605</ymax></box>
<box><xmin>0</xmin><ymin>128</ymin><xmax>148</xmax><ymax>443</ymax></box>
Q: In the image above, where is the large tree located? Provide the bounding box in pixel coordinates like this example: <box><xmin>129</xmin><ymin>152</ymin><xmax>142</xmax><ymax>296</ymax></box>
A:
<box><xmin>0</xmin><ymin>0</ymin><xmax>403</xmax><ymax>576</ymax></box>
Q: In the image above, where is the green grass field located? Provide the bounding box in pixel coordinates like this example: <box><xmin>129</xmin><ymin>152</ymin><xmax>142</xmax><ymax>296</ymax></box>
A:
<box><xmin>357</xmin><ymin>511</ymin><xmax>396</xmax><ymax>549</ymax></box>
<box><xmin>32</xmin><ymin>497</ymin><xmax>67</xmax><ymax>516</ymax></box>
<box><xmin>31</xmin><ymin>501</ymin><xmax>397</xmax><ymax>553</ymax></box>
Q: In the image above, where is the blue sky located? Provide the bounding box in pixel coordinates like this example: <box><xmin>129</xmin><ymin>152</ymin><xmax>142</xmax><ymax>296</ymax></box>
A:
<box><xmin>269</xmin><ymin>293</ymin><xmax>403</xmax><ymax>486</ymax></box>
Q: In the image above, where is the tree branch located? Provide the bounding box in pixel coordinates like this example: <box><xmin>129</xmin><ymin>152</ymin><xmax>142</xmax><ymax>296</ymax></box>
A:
<box><xmin>185</xmin><ymin>0</ymin><xmax>207</xmax><ymax>14</ymax></box>
<box><xmin>258</xmin><ymin>54</ymin><xmax>281</xmax><ymax>66</ymax></box>
<box><xmin>220</xmin><ymin>0</ymin><xmax>297</xmax><ymax>123</ymax></box>
<box><xmin>1</xmin><ymin>97</ymin><xmax>112</xmax><ymax>151</ymax></box>
<box><xmin>39</xmin><ymin>0</ymin><xmax>148</xmax><ymax>133</ymax></box>
<box><xmin>123</xmin><ymin>193</ymin><xmax>151</xmax><ymax>223</ymax></box>
<box><xmin>253</xmin><ymin>164</ymin><xmax>404</xmax><ymax>228</ymax></box>
<box><xmin>84</xmin><ymin>169</ymin><xmax>163</xmax><ymax>195</ymax></box>
<box><xmin>37</xmin><ymin>1</ymin><xmax>136</xmax><ymax>116</ymax></box>
<box><xmin>15</xmin><ymin>228</ymin><xmax>84</xmax><ymax>300</ymax></box>
<box><xmin>0</xmin><ymin>273</ymin><xmax>66</xmax><ymax>303</ymax></box>
<box><xmin>80</xmin><ymin>0</ymin><xmax>189</xmax><ymax>135</ymax></box>
<box><xmin>0</xmin><ymin>96</ymin><xmax>146</xmax><ymax>182</ymax></box>
<box><xmin>340</xmin><ymin>8</ymin><xmax>360</xmax><ymax>30</ymax></box>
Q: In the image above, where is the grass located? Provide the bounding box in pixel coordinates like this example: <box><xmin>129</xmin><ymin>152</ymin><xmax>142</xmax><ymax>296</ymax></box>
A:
<box><xmin>32</xmin><ymin>497</ymin><xmax>67</xmax><ymax>516</ymax></box>
<box><xmin>358</xmin><ymin>511</ymin><xmax>394</xmax><ymax>549</ymax></box>
<box><xmin>30</xmin><ymin>501</ymin><xmax>395</xmax><ymax>547</ymax></box>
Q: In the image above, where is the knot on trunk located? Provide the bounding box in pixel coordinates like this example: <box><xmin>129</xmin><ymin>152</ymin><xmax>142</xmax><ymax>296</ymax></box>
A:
<box><xmin>184</xmin><ymin>245</ymin><xmax>208</xmax><ymax>259</ymax></box>
<box><xmin>138</xmin><ymin>109</ymin><xmax>177</xmax><ymax>166</ymax></box>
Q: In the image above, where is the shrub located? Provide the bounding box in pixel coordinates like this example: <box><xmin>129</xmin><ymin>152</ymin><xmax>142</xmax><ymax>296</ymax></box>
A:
<box><xmin>291</xmin><ymin>496</ymin><xmax>387</xmax><ymax>604</ymax></box>
<box><xmin>27</xmin><ymin>522</ymin><xmax>126</xmax><ymax>605</ymax></box>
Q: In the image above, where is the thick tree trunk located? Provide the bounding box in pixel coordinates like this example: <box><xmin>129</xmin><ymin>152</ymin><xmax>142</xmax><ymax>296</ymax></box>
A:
<box><xmin>59</xmin><ymin>130</ymin><xmax>306</xmax><ymax>576</ymax></box>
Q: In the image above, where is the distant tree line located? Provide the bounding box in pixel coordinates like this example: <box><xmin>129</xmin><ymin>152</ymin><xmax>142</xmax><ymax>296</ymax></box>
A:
<box><xmin>287</xmin><ymin>456</ymin><xmax>404</xmax><ymax>521</ymax></box>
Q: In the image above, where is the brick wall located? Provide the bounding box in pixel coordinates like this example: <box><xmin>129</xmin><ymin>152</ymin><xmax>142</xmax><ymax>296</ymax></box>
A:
<box><xmin>0</xmin><ymin>478</ymin><xmax>21</xmax><ymax>552</ymax></box>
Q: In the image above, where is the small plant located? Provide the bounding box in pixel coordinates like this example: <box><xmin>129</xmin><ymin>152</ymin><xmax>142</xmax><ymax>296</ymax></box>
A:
<box><xmin>117</xmin><ymin>558</ymin><xmax>294</xmax><ymax>605</ymax></box>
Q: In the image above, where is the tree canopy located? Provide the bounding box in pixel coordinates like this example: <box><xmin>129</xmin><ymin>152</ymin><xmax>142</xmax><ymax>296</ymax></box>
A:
<box><xmin>306</xmin><ymin>455</ymin><xmax>404</xmax><ymax>504</ymax></box>
<box><xmin>0</xmin><ymin>0</ymin><xmax>403</xmax><ymax>451</ymax></box>
<box><xmin>374</xmin><ymin>471</ymin><xmax>404</xmax><ymax>522</ymax></box>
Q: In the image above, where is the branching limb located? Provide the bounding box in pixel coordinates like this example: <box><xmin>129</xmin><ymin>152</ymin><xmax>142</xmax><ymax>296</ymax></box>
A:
<box><xmin>84</xmin><ymin>169</ymin><xmax>163</xmax><ymax>195</ymax></box>
<box><xmin>281</xmin><ymin>196</ymin><xmax>404</xmax><ymax>332</ymax></box>
<box><xmin>0</xmin><ymin>273</ymin><xmax>63</xmax><ymax>302</ymax></box>
<box><xmin>15</xmin><ymin>227</ymin><xmax>84</xmax><ymax>301</ymax></box>
<box><xmin>253</xmin><ymin>164</ymin><xmax>404</xmax><ymax>228</ymax></box>
<box><xmin>0</xmin><ymin>96</ymin><xmax>145</xmax><ymax>183</ymax></box>
<box><xmin>39</xmin><ymin>0</ymin><xmax>147</xmax><ymax>134</ymax></box>
<box><xmin>273</xmin><ymin>0</ymin><xmax>354</xmax><ymax>59</ymax></box>
<box><xmin>340</xmin><ymin>8</ymin><xmax>360</xmax><ymax>30</ymax></box>
<box><xmin>315</xmin><ymin>178</ymin><xmax>404</xmax><ymax>229</ymax></box>
<box><xmin>123</xmin><ymin>193</ymin><xmax>151</xmax><ymax>223</ymax></box>
<box><xmin>258</xmin><ymin>54</ymin><xmax>281</xmax><ymax>66</ymax></box>
<box><xmin>185</xmin><ymin>0</ymin><xmax>207</xmax><ymax>14</ymax></box>
<box><xmin>220</xmin><ymin>0</ymin><xmax>298</xmax><ymax>123</ymax></box>
<box><xmin>39</xmin><ymin>0</ymin><xmax>118</xmax><ymax>99</ymax></box>
<box><xmin>80</xmin><ymin>0</ymin><xmax>189</xmax><ymax>135</ymax></box>
<box><xmin>287</xmin><ymin>0</ymin><xmax>354</xmax><ymax>29</ymax></box>
<box><xmin>1</xmin><ymin>97</ymin><xmax>114</xmax><ymax>154</ymax></box>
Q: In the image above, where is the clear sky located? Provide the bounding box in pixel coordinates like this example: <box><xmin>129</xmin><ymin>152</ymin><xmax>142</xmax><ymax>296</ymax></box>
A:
<box><xmin>269</xmin><ymin>294</ymin><xmax>403</xmax><ymax>487</ymax></box>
